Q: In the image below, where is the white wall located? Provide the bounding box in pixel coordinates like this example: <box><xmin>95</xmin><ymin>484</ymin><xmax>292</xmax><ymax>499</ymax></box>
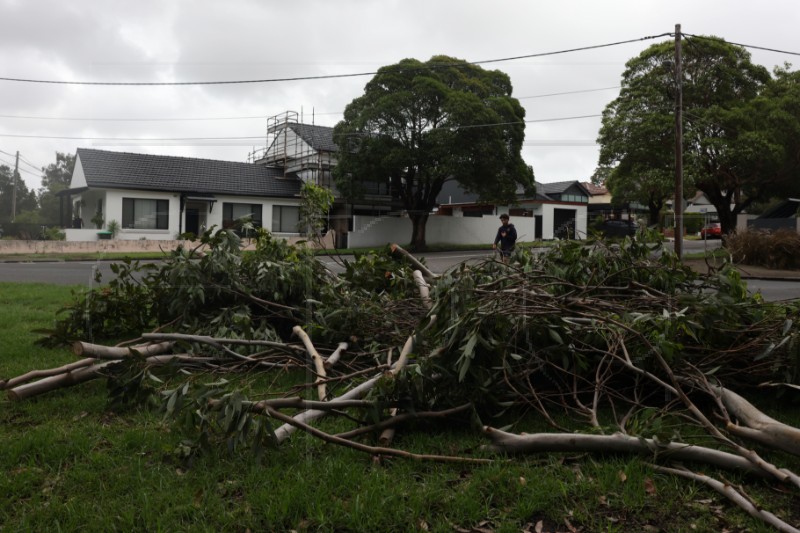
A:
<box><xmin>348</xmin><ymin>204</ymin><xmax>588</xmax><ymax>247</ymax></box>
<box><xmin>105</xmin><ymin>189</ymin><xmax>178</xmax><ymax>240</ymax></box>
<box><xmin>348</xmin><ymin>210</ymin><xmax>537</xmax><ymax>248</ymax></box>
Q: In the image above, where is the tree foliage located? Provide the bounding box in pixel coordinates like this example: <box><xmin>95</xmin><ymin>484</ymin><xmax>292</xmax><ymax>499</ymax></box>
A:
<box><xmin>0</xmin><ymin>164</ymin><xmax>38</xmax><ymax>224</ymax></box>
<box><xmin>11</xmin><ymin>228</ymin><xmax>800</xmax><ymax>529</ymax></box>
<box><xmin>38</xmin><ymin>152</ymin><xmax>76</xmax><ymax>225</ymax></box>
<box><xmin>333</xmin><ymin>55</ymin><xmax>534</xmax><ymax>250</ymax></box>
<box><xmin>597</xmin><ymin>36</ymin><xmax>799</xmax><ymax>234</ymax></box>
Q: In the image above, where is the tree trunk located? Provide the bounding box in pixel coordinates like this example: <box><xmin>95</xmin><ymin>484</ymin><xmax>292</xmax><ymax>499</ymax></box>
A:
<box><xmin>409</xmin><ymin>213</ymin><xmax>429</xmax><ymax>251</ymax></box>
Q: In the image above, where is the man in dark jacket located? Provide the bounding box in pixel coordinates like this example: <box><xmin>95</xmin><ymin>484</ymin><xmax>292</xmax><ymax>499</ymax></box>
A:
<box><xmin>492</xmin><ymin>214</ymin><xmax>517</xmax><ymax>263</ymax></box>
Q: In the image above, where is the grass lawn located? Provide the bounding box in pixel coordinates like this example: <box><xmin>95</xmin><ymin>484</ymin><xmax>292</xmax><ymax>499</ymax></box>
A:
<box><xmin>1</xmin><ymin>282</ymin><xmax>797</xmax><ymax>531</ymax></box>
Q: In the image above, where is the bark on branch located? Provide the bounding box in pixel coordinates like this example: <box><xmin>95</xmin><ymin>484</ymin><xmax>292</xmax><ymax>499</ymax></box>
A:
<box><xmin>481</xmin><ymin>428</ymin><xmax>767</xmax><ymax>477</ymax></box>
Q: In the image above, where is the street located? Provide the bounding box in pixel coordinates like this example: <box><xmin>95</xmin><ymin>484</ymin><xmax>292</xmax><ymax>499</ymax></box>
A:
<box><xmin>1</xmin><ymin>244</ymin><xmax>798</xmax><ymax>302</ymax></box>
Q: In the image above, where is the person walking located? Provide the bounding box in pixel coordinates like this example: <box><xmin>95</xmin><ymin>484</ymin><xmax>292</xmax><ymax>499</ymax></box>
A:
<box><xmin>492</xmin><ymin>213</ymin><xmax>517</xmax><ymax>263</ymax></box>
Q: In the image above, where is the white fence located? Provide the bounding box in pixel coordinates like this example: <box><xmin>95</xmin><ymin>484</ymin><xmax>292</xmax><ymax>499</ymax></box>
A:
<box><xmin>347</xmin><ymin>214</ymin><xmax>539</xmax><ymax>248</ymax></box>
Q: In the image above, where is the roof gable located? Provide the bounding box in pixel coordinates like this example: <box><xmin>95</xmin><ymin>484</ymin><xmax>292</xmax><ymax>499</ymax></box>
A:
<box><xmin>288</xmin><ymin>123</ymin><xmax>338</xmax><ymax>152</ymax></box>
<box><xmin>75</xmin><ymin>148</ymin><xmax>300</xmax><ymax>198</ymax></box>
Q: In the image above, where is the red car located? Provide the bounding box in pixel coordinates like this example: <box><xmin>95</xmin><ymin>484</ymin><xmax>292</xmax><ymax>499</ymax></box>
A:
<box><xmin>700</xmin><ymin>222</ymin><xmax>722</xmax><ymax>238</ymax></box>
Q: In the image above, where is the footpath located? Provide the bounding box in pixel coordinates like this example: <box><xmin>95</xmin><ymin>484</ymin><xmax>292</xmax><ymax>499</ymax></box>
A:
<box><xmin>682</xmin><ymin>258</ymin><xmax>800</xmax><ymax>281</ymax></box>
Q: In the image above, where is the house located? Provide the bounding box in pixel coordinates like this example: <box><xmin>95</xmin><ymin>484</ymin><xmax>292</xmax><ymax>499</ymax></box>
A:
<box><xmin>435</xmin><ymin>180</ymin><xmax>590</xmax><ymax>240</ymax></box>
<box><xmin>60</xmin><ymin>148</ymin><xmax>303</xmax><ymax>241</ymax></box>
<box><xmin>248</xmin><ymin>111</ymin><xmax>400</xmax><ymax>247</ymax></box>
<box><xmin>747</xmin><ymin>198</ymin><xmax>800</xmax><ymax>232</ymax></box>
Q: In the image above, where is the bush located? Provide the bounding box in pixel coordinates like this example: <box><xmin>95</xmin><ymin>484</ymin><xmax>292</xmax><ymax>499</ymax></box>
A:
<box><xmin>726</xmin><ymin>228</ymin><xmax>800</xmax><ymax>269</ymax></box>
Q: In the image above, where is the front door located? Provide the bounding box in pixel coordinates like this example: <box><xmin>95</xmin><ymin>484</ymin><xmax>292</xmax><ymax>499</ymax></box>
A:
<box><xmin>186</xmin><ymin>208</ymin><xmax>199</xmax><ymax>235</ymax></box>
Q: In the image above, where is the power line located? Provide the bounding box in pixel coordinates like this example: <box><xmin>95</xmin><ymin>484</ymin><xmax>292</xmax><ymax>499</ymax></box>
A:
<box><xmin>0</xmin><ymin>34</ymin><xmax>671</xmax><ymax>87</ymax></box>
<box><xmin>517</xmin><ymin>86</ymin><xmax>619</xmax><ymax>100</ymax></box>
<box><xmin>0</xmin><ymin>156</ymin><xmax>39</xmax><ymax>177</ymax></box>
<box><xmin>0</xmin><ymin>149</ymin><xmax>42</xmax><ymax>172</ymax></box>
<box><xmin>682</xmin><ymin>33</ymin><xmax>800</xmax><ymax>57</ymax></box>
<box><xmin>0</xmin><ymin>113</ymin><xmax>602</xmax><ymax>142</ymax></box>
<box><xmin>0</xmin><ymin>86</ymin><xmax>617</xmax><ymax>122</ymax></box>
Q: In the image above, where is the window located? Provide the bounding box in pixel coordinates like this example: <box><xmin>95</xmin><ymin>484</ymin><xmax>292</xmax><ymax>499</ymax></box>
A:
<box><xmin>222</xmin><ymin>203</ymin><xmax>263</xmax><ymax>229</ymax></box>
<box><xmin>122</xmin><ymin>198</ymin><xmax>169</xmax><ymax>229</ymax></box>
<box><xmin>272</xmin><ymin>205</ymin><xmax>300</xmax><ymax>233</ymax></box>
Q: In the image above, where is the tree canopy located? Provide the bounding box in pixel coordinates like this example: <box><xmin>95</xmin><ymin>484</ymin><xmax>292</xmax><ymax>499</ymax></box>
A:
<box><xmin>333</xmin><ymin>55</ymin><xmax>534</xmax><ymax>250</ymax></box>
<box><xmin>0</xmin><ymin>164</ymin><xmax>37</xmax><ymax>224</ymax></box>
<box><xmin>597</xmin><ymin>36</ymin><xmax>800</xmax><ymax>234</ymax></box>
<box><xmin>38</xmin><ymin>152</ymin><xmax>76</xmax><ymax>225</ymax></box>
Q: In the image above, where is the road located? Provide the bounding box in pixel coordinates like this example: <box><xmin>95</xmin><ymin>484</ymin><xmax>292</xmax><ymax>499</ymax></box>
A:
<box><xmin>1</xmin><ymin>242</ymin><xmax>798</xmax><ymax>302</ymax></box>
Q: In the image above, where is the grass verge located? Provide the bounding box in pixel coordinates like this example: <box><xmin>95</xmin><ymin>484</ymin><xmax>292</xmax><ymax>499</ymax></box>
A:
<box><xmin>1</xmin><ymin>282</ymin><xmax>797</xmax><ymax>531</ymax></box>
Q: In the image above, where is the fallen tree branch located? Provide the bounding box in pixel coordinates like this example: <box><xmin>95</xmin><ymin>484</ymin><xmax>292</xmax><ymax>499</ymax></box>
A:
<box><xmin>480</xmin><ymin>428</ymin><xmax>767</xmax><ymax>477</ymax></box>
<box><xmin>390</xmin><ymin>243</ymin><xmax>437</xmax><ymax>281</ymax></box>
<box><xmin>1</xmin><ymin>358</ymin><xmax>96</xmax><ymax>390</ymax></box>
<box><xmin>72</xmin><ymin>340</ymin><xmax>174</xmax><ymax>360</ymax></box>
<box><xmin>292</xmin><ymin>326</ymin><xmax>328</xmax><ymax>401</ymax></box>
<box><xmin>710</xmin><ymin>384</ymin><xmax>800</xmax><ymax>458</ymax></box>
<box><xmin>651</xmin><ymin>464</ymin><xmax>800</xmax><ymax>533</ymax></box>
<box><xmin>264</xmin><ymin>405</ymin><xmax>491</xmax><ymax>464</ymax></box>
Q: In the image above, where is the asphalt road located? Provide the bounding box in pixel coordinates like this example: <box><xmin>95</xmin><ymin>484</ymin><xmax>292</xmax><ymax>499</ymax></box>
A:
<box><xmin>1</xmin><ymin>244</ymin><xmax>798</xmax><ymax>302</ymax></box>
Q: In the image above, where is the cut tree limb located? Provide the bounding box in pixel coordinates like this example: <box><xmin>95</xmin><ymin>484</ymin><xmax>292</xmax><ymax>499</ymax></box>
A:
<box><xmin>292</xmin><ymin>326</ymin><xmax>327</xmax><ymax>401</ymax></box>
<box><xmin>652</xmin><ymin>464</ymin><xmax>800</xmax><ymax>533</ymax></box>
<box><xmin>480</xmin><ymin>428</ymin><xmax>767</xmax><ymax>477</ymax></box>
<box><xmin>390</xmin><ymin>244</ymin><xmax>436</xmax><ymax>281</ymax></box>
<box><xmin>72</xmin><ymin>340</ymin><xmax>174</xmax><ymax>360</ymax></box>
<box><xmin>1</xmin><ymin>358</ymin><xmax>96</xmax><ymax>390</ymax></box>
<box><xmin>710</xmin><ymin>384</ymin><xmax>800</xmax><ymax>457</ymax></box>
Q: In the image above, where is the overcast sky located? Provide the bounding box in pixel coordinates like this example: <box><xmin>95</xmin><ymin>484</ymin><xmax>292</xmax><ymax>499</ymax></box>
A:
<box><xmin>1</xmin><ymin>0</ymin><xmax>798</xmax><ymax>194</ymax></box>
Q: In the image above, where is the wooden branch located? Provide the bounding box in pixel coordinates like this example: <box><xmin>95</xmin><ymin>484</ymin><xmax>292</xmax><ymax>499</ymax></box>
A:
<box><xmin>72</xmin><ymin>340</ymin><xmax>174</xmax><ymax>360</ymax></box>
<box><xmin>480</xmin><ymin>428</ymin><xmax>767</xmax><ymax>477</ymax></box>
<box><xmin>8</xmin><ymin>355</ymin><xmax>186</xmax><ymax>401</ymax></box>
<box><xmin>140</xmin><ymin>332</ymin><xmax>304</xmax><ymax>353</ymax></box>
<box><xmin>652</xmin><ymin>464</ymin><xmax>800</xmax><ymax>533</ymax></box>
<box><xmin>412</xmin><ymin>270</ymin><xmax>432</xmax><ymax>309</ymax></box>
<box><xmin>292</xmin><ymin>326</ymin><xmax>327</xmax><ymax>401</ymax></box>
<box><xmin>273</xmin><ymin>371</ymin><xmax>386</xmax><ymax>444</ymax></box>
<box><xmin>390</xmin><ymin>243</ymin><xmax>437</xmax><ymax>281</ymax></box>
<box><xmin>264</xmin><ymin>405</ymin><xmax>491</xmax><ymax>464</ymax></box>
<box><xmin>8</xmin><ymin>361</ymin><xmax>116</xmax><ymax>401</ymax></box>
<box><xmin>324</xmin><ymin>342</ymin><xmax>348</xmax><ymax>369</ymax></box>
<box><xmin>710</xmin><ymin>384</ymin><xmax>800</xmax><ymax>457</ymax></box>
<box><xmin>1</xmin><ymin>358</ymin><xmax>96</xmax><ymax>390</ymax></box>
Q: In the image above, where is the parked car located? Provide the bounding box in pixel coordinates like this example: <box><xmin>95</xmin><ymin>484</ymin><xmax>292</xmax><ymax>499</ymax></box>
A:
<box><xmin>700</xmin><ymin>222</ymin><xmax>722</xmax><ymax>239</ymax></box>
<box><xmin>595</xmin><ymin>219</ymin><xmax>637</xmax><ymax>238</ymax></box>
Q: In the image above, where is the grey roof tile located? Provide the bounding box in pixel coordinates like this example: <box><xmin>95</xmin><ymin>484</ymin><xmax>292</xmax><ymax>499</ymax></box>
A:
<box><xmin>288</xmin><ymin>123</ymin><xmax>338</xmax><ymax>152</ymax></box>
<box><xmin>76</xmin><ymin>148</ymin><xmax>300</xmax><ymax>198</ymax></box>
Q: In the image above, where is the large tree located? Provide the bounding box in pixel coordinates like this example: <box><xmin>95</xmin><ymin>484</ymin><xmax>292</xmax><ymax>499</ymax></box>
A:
<box><xmin>37</xmin><ymin>152</ymin><xmax>76</xmax><ymax>225</ymax></box>
<box><xmin>333</xmin><ymin>55</ymin><xmax>534</xmax><ymax>250</ymax></box>
<box><xmin>598</xmin><ymin>36</ymin><xmax>786</xmax><ymax>234</ymax></box>
<box><xmin>0</xmin><ymin>164</ymin><xmax>38</xmax><ymax>224</ymax></box>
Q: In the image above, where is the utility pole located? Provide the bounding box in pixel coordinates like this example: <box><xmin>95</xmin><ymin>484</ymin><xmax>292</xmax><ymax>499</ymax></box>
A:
<box><xmin>674</xmin><ymin>24</ymin><xmax>684</xmax><ymax>259</ymax></box>
<box><xmin>12</xmin><ymin>150</ymin><xmax>19</xmax><ymax>222</ymax></box>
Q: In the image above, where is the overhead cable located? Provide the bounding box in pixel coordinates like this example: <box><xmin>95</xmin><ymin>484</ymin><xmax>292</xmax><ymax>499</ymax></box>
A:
<box><xmin>0</xmin><ymin>34</ymin><xmax>672</xmax><ymax>86</ymax></box>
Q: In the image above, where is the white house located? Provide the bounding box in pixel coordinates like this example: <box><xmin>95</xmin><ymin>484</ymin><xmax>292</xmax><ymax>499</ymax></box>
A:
<box><xmin>61</xmin><ymin>148</ymin><xmax>303</xmax><ymax>241</ymax></box>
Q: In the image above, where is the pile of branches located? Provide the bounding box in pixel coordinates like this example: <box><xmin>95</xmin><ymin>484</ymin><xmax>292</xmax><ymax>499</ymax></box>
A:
<box><xmin>4</xmin><ymin>228</ymin><xmax>800</xmax><ymax>530</ymax></box>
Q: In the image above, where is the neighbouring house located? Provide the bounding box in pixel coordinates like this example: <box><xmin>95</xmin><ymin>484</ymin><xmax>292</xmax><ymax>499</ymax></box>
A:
<box><xmin>435</xmin><ymin>180</ymin><xmax>590</xmax><ymax>241</ymax></box>
<box><xmin>249</xmin><ymin>111</ymin><xmax>400</xmax><ymax>248</ymax></box>
<box><xmin>747</xmin><ymin>198</ymin><xmax>800</xmax><ymax>232</ymax></box>
<box><xmin>581</xmin><ymin>181</ymin><xmax>648</xmax><ymax>224</ymax></box>
<box><xmin>59</xmin><ymin>148</ymin><xmax>303</xmax><ymax>242</ymax></box>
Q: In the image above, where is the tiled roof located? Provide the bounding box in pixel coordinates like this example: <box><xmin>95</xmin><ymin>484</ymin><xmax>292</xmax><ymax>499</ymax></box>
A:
<box><xmin>76</xmin><ymin>148</ymin><xmax>300</xmax><ymax>198</ymax></box>
<box><xmin>288</xmin><ymin>123</ymin><xmax>338</xmax><ymax>152</ymax></box>
<box><xmin>581</xmin><ymin>182</ymin><xmax>608</xmax><ymax>196</ymax></box>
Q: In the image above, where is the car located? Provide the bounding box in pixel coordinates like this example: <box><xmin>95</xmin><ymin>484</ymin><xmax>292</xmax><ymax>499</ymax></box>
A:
<box><xmin>595</xmin><ymin>219</ymin><xmax>637</xmax><ymax>238</ymax></box>
<box><xmin>700</xmin><ymin>222</ymin><xmax>722</xmax><ymax>239</ymax></box>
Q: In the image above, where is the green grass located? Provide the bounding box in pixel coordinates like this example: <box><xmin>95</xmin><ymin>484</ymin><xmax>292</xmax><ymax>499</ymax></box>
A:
<box><xmin>1</xmin><ymin>282</ymin><xmax>798</xmax><ymax>531</ymax></box>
